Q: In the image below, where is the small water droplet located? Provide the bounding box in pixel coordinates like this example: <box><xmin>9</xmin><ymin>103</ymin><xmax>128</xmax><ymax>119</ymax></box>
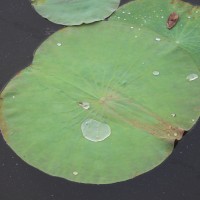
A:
<box><xmin>130</xmin><ymin>26</ymin><xmax>134</xmax><ymax>29</ymax></box>
<box><xmin>186</xmin><ymin>74</ymin><xmax>198</xmax><ymax>81</ymax></box>
<box><xmin>135</xmin><ymin>35</ymin><xmax>138</xmax><ymax>38</ymax></box>
<box><xmin>176</xmin><ymin>40</ymin><xmax>180</xmax><ymax>44</ymax></box>
<box><xmin>192</xmin><ymin>119</ymin><xmax>195</xmax><ymax>122</ymax></box>
<box><xmin>81</xmin><ymin>119</ymin><xmax>111</xmax><ymax>142</ymax></box>
<box><xmin>122</xmin><ymin>11</ymin><xmax>125</xmax><ymax>14</ymax></box>
<box><xmin>124</xmin><ymin>18</ymin><xmax>127</xmax><ymax>21</ymax></box>
<box><xmin>128</xmin><ymin>12</ymin><xmax>131</xmax><ymax>15</ymax></box>
<box><xmin>73</xmin><ymin>171</ymin><xmax>78</xmax><ymax>176</ymax></box>
<box><xmin>171</xmin><ymin>113</ymin><xmax>176</xmax><ymax>117</ymax></box>
<box><xmin>138</xmin><ymin>28</ymin><xmax>141</xmax><ymax>31</ymax></box>
<box><xmin>57</xmin><ymin>43</ymin><xmax>62</xmax><ymax>46</ymax></box>
<box><xmin>196</xmin><ymin>11</ymin><xmax>199</xmax><ymax>13</ymax></box>
<box><xmin>79</xmin><ymin>102</ymin><xmax>90</xmax><ymax>110</ymax></box>
<box><xmin>187</xmin><ymin>16</ymin><xmax>191</xmax><ymax>19</ymax></box>
<box><xmin>161</xmin><ymin>16</ymin><xmax>164</xmax><ymax>18</ymax></box>
<box><xmin>153</xmin><ymin>71</ymin><xmax>160</xmax><ymax>76</ymax></box>
<box><xmin>12</xmin><ymin>96</ymin><xmax>15</xmax><ymax>99</ymax></box>
<box><xmin>155</xmin><ymin>37</ymin><xmax>161</xmax><ymax>41</ymax></box>
<box><xmin>174</xmin><ymin>133</ymin><xmax>178</xmax><ymax>137</ymax></box>
<box><xmin>117</xmin><ymin>16</ymin><xmax>120</xmax><ymax>19</ymax></box>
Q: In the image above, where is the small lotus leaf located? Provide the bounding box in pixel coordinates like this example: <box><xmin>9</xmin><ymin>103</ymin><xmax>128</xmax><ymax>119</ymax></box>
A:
<box><xmin>31</xmin><ymin>0</ymin><xmax>120</xmax><ymax>25</ymax></box>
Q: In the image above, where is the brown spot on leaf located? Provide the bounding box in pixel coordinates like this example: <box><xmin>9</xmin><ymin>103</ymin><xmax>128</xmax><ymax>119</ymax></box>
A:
<box><xmin>167</xmin><ymin>12</ymin><xmax>179</xmax><ymax>29</ymax></box>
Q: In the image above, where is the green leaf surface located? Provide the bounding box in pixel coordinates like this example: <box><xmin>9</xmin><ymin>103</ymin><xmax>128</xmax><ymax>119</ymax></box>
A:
<box><xmin>31</xmin><ymin>0</ymin><xmax>120</xmax><ymax>25</ymax></box>
<box><xmin>1</xmin><ymin>0</ymin><xmax>200</xmax><ymax>184</ymax></box>
<box><xmin>110</xmin><ymin>0</ymin><xmax>200</xmax><ymax>66</ymax></box>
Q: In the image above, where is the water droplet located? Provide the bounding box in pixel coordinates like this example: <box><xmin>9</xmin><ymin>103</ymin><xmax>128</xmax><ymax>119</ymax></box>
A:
<box><xmin>57</xmin><ymin>43</ymin><xmax>62</xmax><ymax>46</ymax></box>
<box><xmin>161</xmin><ymin>16</ymin><xmax>164</xmax><ymax>18</ymax></box>
<box><xmin>79</xmin><ymin>102</ymin><xmax>90</xmax><ymax>110</ymax></box>
<box><xmin>153</xmin><ymin>71</ymin><xmax>160</xmax><ymax>76</ymax></box>
<box><xmin>196</xmin><ymin>11</ymin><xmax>199</xmax><ymax>13</ymax></box>
<box><xmin>128</xmin><ymin>12</ymin><xmax>131</xmax><ymax>15</ymax></box>
<box><xmin>122</xmin><ymin>11</ymin><xmax>125</xmax><ymax>14</ymax></box>
<box><xmin>12</xmin><ymin>96</ymin><xmax>15</xmax><ymax>99</ymax></box>
<box><xmin>73</xmin><ymin>171</ymin><xmax>78</xmax><ymax>176</ymax></box>
<box><xmin>130</xmin><ymin>26</ymin><xmax>134</xmax><ymax>29</ymax></box>
<box><xmin>117</xmin><ymin>16</ymin><xmax>120</xmax><ymax>19</ymax></box>
<box><xmin>187</xmin><ymin>16</ymin><xmax>191</xmax><ymax>19</ymax></box>
<box><xmin>174</xmin><ymin>133</ymin><xmax>178</xmax><ymax>137</ymax></box>
<box><xmin>192</xmin><ymin>119</ymin><xmax>195</xmax><ymax>122</ymax></box>
<box><xmin>171</xmin><ymin>113</ymin><xmax>176</xmax><ymax>117</ymax></box>
<box><xmin>186</xmin><ymin>74</ymin><xmax>198</xmax><ymax>81</ymax></box>
<box><xmin>135</xmin><ymin>35</ymin><xmax>138</xmax><ymax>38</ymax></box>
<box><xmin>155</xmin><ymin>37</ymin><xmax>161</xmax><ymax>41</ymax></box>
<box><xmin>176</xmin><ymin>40</ymin><xmax>180</xmax><ymax>44</ymax></box>
<box><xmin>81</xmin><ymin>119</ymin><xmax>111</xmax><ymax>142</ymax></box>
<box><xmin>124</xmin><ymin>18</ymin><xmax>127</xmax><ymax>21</ymax></box>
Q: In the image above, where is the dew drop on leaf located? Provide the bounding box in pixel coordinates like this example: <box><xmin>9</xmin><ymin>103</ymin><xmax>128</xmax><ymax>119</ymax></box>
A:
<box><xmin>81</xmin><ymin>119</ymin><xmax>111</xmax><ymax>142</ymax></box>
<box><xmin>79</xmin><ymin>102</ymin><xmax>90</xmax><ymax>110</ymax></box>
<box><xmin>155</xmin><ymin>37</ymin><xmax>161</xmax><ymax>41</ymax></box>
<box><xmin>186</xmin><ymin>74</ymin><xmax>198</xmax><ymax>81</ymax></box>
<box><xmin>153</xmin><ymin>71</ymin><xmax>160</xmax><ymax>76</ymax></box>
<box><xmin>73</xmin><ymin>171</ymin><xmax>78</xmax><ymax>176</ymax></box>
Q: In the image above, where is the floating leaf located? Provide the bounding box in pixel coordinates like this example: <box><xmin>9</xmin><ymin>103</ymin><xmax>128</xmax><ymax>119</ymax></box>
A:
<box><xmin>31</xmin><ymin>0</ymin><xmax>120</xmax><ymax>25</ymax></box>
<box><xmin>1</xmin><ymin>0</ymin><xmax>200</xmax><ymax>184</ymax></box>
<box><xmin>110</xmin><ymin>0</ymin><xmax>200</xmax><ymax>65</ymax></box>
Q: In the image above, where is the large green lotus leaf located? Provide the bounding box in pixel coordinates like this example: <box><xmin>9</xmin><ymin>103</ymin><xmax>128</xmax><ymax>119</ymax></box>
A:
<box><xmin>110</xmin><ymin>0</ymin><xmax>200</xmax><ymax>66</ymax></box>
<box><xmin>31</xmin><ymin>0</ymin><xmax>120</xmax><ymax>25</ymax></box>
<box><xmin>0</xmin><ymin>20</ymin><xmax>200</xmax><ymax>184</ymax></box>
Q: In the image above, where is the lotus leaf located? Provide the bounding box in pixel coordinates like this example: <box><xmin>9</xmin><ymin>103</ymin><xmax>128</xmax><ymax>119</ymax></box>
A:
<box><xmin>31</xmin><ymin>0</ymin><xmax>120</xmax><ymax>25</ymax></box>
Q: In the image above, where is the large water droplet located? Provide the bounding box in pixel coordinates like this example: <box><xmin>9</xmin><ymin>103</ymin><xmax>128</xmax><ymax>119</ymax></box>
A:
<box><xmin>81</xmin><ymin>119</ymin><xmax>111</xmax><ymax>142</ymax></box>
<box><xmin>186</xmin><ymin>74</ymin><xmax>198</xmax><ymax>81</ymax></box>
